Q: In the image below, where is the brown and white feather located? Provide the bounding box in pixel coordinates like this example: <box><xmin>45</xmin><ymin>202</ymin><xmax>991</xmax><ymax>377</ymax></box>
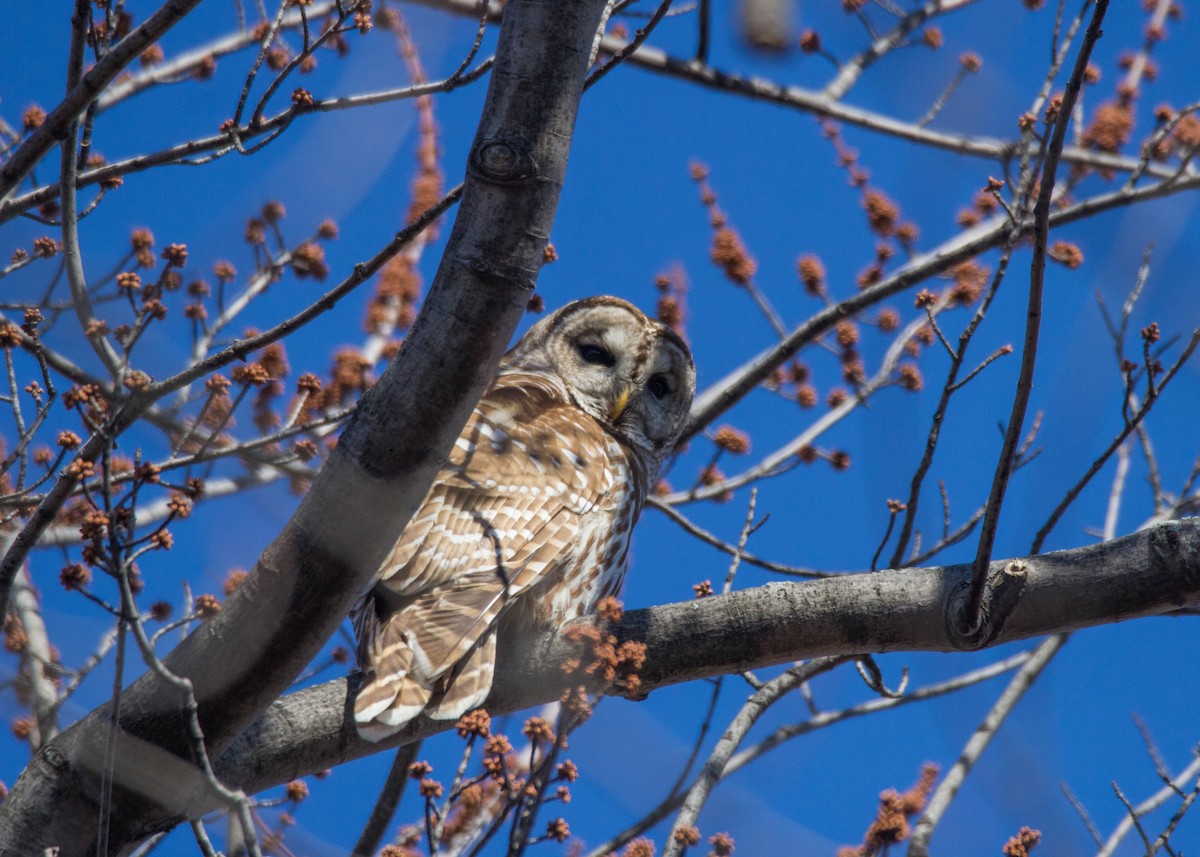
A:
<box><xmin>353</xmin><ymin>297</ymin><xmax>693</xmax><ymax>740</ymax></box>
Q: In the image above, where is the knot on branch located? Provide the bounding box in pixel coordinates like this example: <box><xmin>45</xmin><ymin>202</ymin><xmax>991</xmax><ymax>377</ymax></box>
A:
<box><xmin>944</xmin><ymin>560</ymin><xmax>1028</xmax><ymax>650</ymax></box>
<box><xmin>1148</xmin><ymin>521</ymin><xmax>1200</xmax><ymax>596</ymax></box>
<box><xmin>40</xmin><ymin>745</ymin><xmax>67</xmax><ymax>770</ymax></box>
<box><xmin>468</xmin><ymin>137</ymin><xmax>536</xmax><ymax>184</ymax></box>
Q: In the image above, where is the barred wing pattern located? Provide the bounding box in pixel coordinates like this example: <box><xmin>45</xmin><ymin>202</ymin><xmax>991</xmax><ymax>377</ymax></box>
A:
<box><xmin>352</xmin><ymin>372</ymin><xmax>645</xmax><ymax>741</ymax></box>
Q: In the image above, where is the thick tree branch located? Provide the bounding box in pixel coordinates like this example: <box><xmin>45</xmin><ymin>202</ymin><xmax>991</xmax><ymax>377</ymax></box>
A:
<box><xmin>0</xmin><ymin>0</ymin><xmax>610</xmax><ymax>852</ymax></box>
<box><xmin>198</xmin><ymin>519</ymin><xmax>1200</xmax><ymax>816</ymax></box>
<box><xmin>11</xmin><ymin>509</ymin><xmax>1187</xmax><ymax>847</ymax></box>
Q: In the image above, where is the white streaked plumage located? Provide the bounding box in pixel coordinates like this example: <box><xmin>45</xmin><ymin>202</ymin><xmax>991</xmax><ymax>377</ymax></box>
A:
<box><xmin>352</xmin><ymin>296</ymin><xmax>695</xmax><ymax>741</ymax></box>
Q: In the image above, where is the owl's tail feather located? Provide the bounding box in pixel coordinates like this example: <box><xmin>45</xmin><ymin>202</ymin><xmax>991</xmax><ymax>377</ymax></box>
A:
<box><xmin>356</xmin><ymin>674</ymin><xmax>432</xmax><ymax>742</ymax></box>
<box><xmin>353</xmin><ymin>578</ymin><xmax>508</xmax><ymax>741</ymax></box>
<box><xmin>354</xmin><ymin>595</ymin><xmax>432</xmax><ymax>741</ymax></box>
<box><xmin>426</xmin><ymin>632</ymin><xmax>496</xmax><ymax>720</ymax></box>
<box><xmin>354</xmin><ymin>607</ymin><xmax>498</xmax><ymax>741</ymax></box>
<box><xmin>355</xmin><ymin>634</ymin><xmax>499</xmax><ymax>741</ymax></box>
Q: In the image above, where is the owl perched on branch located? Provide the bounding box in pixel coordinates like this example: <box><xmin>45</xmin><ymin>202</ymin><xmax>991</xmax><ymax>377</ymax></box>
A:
<box><xmin>353</xmin><ymin>296</ymin><xmax>696</xmax><ymax>740</ymax></box>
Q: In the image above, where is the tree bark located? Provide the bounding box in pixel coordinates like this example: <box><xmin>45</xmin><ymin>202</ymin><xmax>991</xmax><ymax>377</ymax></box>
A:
<box><xmin>0</xmin><ymin>0</ymin><xmax>610</xmax><ymax>852</ymax></box>
<box><xmin>200</xmin><ymin>518</ymin><xmax>1199</xmax><ymax>809</ymax></box>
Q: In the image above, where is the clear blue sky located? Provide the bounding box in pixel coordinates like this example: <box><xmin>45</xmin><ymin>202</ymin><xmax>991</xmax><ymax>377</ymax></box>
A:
<box><xmin>2</xmin><ymin>1</ymin><xmax>1198</xmax><ymax>854</ymax></box>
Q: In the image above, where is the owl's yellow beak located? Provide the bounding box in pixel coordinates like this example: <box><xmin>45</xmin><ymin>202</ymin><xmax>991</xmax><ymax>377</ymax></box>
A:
<box><xmin>610</xmin><ymin>387</ymin><xmax>632</xmax><ymax>422</ymax></box>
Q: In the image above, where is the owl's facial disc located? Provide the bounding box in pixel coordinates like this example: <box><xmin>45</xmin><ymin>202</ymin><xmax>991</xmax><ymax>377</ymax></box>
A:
<box><xmin>499</xmin><ymin>296</ymin><xmax>695</xmax><ymax>462</ymax></box>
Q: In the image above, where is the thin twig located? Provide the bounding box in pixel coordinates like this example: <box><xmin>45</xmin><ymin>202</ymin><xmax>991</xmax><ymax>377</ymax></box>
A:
<box><xmin>1031</xmin><ymin>330</ymin><xmax>1199</xmax><ymax>553</ymax></box>
<box><xmin>660</xmin><ymin>657</ymin><xmax>848</xmax><ymax>857</ymax></box>
<box><xmin>1060</xmin><ymin>780</ymin><xmax>1103</xmax><ymax>846</ymax></box>
<box><xmin>585</xmin><ymin>0</ymin><xmax>673</xmax><ymax>91</ymax></box>
<box><xmin>909</xmin><ymin>634</ymin><xmax>1067</xmax><ymax>856</ymax></box>
<box><xmin>965</xmin><ymin>0</ymin><xmax>1108</xmax><ymax>633</ymax></box>
<box><xmin>352</xmin><ymin>741</ymin><xmax>422</xmax><ymax>857</ymax></box>
<box><xmin>648</xmin><ymin>498</ymin><xmax>831</xmax><ymax>577</ymax></box>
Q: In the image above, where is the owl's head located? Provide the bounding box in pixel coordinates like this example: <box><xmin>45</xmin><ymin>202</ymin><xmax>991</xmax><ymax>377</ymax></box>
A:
<box><xmin>503</xmin><ymin>296</ymin><xmax>695</xmax><ymax>466</ymax></box>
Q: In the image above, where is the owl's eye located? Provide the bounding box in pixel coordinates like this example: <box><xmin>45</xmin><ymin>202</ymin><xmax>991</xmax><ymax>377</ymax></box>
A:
<box><xmin>578</xmin><ymin>343</ymin><xmax>615</xmax><ymax>367</ymax></box>
<box><xmin>647</xmin><ymin>374</ymin><xmax>671</xmax><ymax>399</ymax></box>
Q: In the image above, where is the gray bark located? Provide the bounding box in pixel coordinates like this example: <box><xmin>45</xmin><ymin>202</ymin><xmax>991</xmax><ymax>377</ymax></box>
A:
<box><xmin>0</xmin><ymin>0</ymin><xmax>610</xmax><ymax>852</ymax></box>
<box><xmin>209</xmin><ymin>519</ymin><xmax>1200</xmax><ymax>804</ymax></box>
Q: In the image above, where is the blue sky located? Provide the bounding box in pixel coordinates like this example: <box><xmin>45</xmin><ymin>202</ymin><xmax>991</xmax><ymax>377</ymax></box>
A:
<box><xmin>2</xmin><ymin>1</ymin><xmax>1199</xmax><ymax>854</ymax></box>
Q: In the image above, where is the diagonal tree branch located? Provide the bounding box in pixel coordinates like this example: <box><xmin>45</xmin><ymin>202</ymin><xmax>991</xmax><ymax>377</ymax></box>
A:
<box><xmin>0</xmin><ymin>0</ymin><xmax>208</xmax><ymax>202</ymax></box>
<box><xmin>0</xmin><ymin>0</ymin><xmax>611</xmax><ymax>852</ymax></box>
<box><xmin>680</xmin><ymin>167</ymin><xmax>1200</xmax><ymax>444</ymax></box>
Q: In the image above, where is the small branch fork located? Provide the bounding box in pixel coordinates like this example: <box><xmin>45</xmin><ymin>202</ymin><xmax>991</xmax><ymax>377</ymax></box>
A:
<box><xmin>888</xmin><ymin>251</ymin><xmax>1016</xmax><ymax>570</ymax></box>
<box><xmin>1097</xmin><ymin>749</ymin><xmax>1200</xmax><ymax>857</ymax></box>
<box><xmin>659</xmin><ymin>657</ymin><xmax>850</xmax><ymax>857</ymax></box>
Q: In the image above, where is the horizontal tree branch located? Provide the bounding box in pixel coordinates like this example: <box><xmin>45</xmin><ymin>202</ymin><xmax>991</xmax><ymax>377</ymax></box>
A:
<box><xmin>0</xmin><ymin>77</ymin><xmax>486</xmax><ymax>226</ymax></box>
<box><xmin>415</xmin><ymin>0</ymin><xmax>1191</xmax><ymax>180</ymax></box>
<box><xmin>204</xmin><ymin>518</ymin><xmax>1200</xmax><ymax>808</ymax></box>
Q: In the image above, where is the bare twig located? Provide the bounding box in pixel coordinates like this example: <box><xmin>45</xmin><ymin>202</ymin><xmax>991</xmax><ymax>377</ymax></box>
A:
<box><xmin>586</xmin><ymin>0</ymin><xmax>674</xmax><ymax>90</ymax></box>
<box><xmin>649</xmin><ymin>497</ymin><xmax>828</xmax><ymax>577</ymax></box>
<box><xmin>965</xmin><ymin>0</ymin><xmax>1108</xmax><ymax>636</ymax></box>
<box><xmin>351</xmin><ymin>741</ymin><xmax>423</xmax><ymax>857</ymax></box>
<box><xmin>1060</xmin><ymin>781</ymin><xmax>1103</xmax><ymax>846</ymax></box>
<box><xmin>885</xmin><ymin>246</ymin><xmax>1014</xmax><ymax>570</ymax></box>
<box><xmin>824</xmin><ymin>0</ymin><xmax>977</xmax><ymax>101</ymax></box>
<box><xmin>661</xmin><ymin>657</ymin><xmax>848</xmax><ymax>857</ymax></box>
<box><xmin>1031</xmin><ymin>330</ymin><xmax>1199</xmax><ymax>554</ymax></box>
<box><xmin>908</xmin><ymin>634</ymin><xmax>1067</xmax><ymax>856</ymax></box>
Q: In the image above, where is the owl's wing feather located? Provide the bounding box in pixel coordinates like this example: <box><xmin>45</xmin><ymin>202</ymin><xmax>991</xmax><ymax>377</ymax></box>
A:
<box><xmin>354</xmin><ymin>373</ymin><xmax>618</xmax><ymax>738</ymax></box>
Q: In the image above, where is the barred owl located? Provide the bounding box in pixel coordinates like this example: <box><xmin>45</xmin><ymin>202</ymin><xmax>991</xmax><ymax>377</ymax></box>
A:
<box><xmin>353</xmin><ymin>296</ymin><xmax>695</xmax><ymax>740</ymax></box>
